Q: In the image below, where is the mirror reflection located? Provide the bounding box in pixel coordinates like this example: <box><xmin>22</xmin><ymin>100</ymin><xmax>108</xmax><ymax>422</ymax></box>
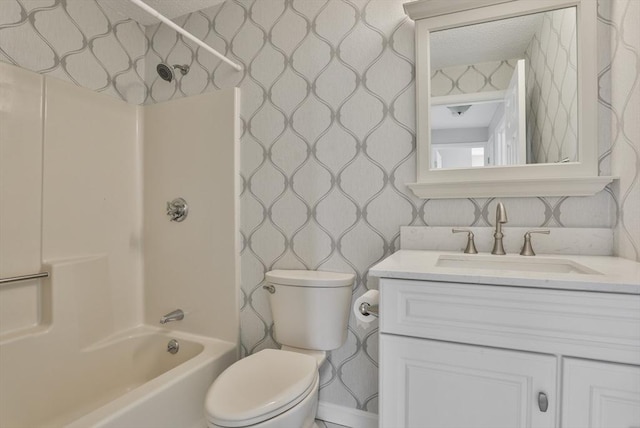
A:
<box><xmin>429</xmin><ymin>7</ymin><xmax>577</xmax><ymax>169</ymax></box>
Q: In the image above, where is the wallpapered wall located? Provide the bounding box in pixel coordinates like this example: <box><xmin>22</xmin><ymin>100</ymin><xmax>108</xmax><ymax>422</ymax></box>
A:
<box><xmin>608</xmin><ymin>0</ymin><xmax>639</xmax><ymax>270</ymax></box>
<box><xmin>1</xmin><ymin>0</ymin><xmax>638</xmax><ymax>415</ymax></box>
<box><xmin>431</xmin><ymin>59</ymin><xmax>517</xmax><ymax>96</ymax></box>
<box><xmin>525</xmin><ymin>7</ymin><xmax>578</xmax><ymax>164</ymax></box>
<box><xmin>0</xmin><ymin>0</ymin><xmax>148</xmax><ymax>104</ymax></box>
<box><xmin>141</xmin><ymin>0</ymin><xmax>638</xmax><ymax>412</ymax></box>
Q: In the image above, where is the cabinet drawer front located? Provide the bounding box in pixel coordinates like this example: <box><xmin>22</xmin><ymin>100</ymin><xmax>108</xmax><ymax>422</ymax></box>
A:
<box><xmin>380</xmin><ymin>279</ymin><xmax>640</xmax><ymax>365</ymax></box>
<box><xmin>380</xmin><ymin>334</ymin><xmax>557</xmax><ymax>428</ymax></box>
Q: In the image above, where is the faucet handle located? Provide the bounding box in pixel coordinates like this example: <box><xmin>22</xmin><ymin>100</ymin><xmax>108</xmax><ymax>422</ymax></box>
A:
<box><xmin>452</xmin><ymin>228</ymin><xmax>478</xmax><ymax>254</ymax></box>
<box><xmin>520</xmin><ymin>229</ymin><xmax>550</xmax><ymax>256</ymax></box>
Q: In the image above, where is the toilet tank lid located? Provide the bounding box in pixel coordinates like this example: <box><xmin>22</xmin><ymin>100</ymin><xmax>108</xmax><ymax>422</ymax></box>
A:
<box><xmin>266</xmin><ymin>270</ymin><xmax>355</xmax><ymax>287</ymax></box>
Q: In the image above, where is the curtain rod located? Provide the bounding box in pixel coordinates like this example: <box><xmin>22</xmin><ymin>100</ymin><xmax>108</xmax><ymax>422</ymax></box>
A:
<box><xmin>127</xmin><ymin>0</ymin><xmax>243</xmax><ymax>72</ymax></box>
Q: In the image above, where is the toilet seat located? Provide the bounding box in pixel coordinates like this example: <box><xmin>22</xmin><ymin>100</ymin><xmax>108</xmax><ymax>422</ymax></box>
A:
<box><xmin>206</xmin><ymin>349</ymin><xmax>318</xmax><ymax>427</ymax></box>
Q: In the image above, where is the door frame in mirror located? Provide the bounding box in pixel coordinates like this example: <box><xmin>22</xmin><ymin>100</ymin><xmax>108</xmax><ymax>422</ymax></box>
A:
<box><xmin>405</xmin><ymin>0</ymin><xmax>615</xmax><ymax>199</ymax></box>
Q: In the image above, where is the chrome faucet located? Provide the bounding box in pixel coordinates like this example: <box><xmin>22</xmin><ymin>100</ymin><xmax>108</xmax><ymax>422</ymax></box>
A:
<box><xmin>159</xmin><ymin>309</ymin><xmax>184</xmax><ymax>324</ymax></box>
<box><xmin>491</xmin><ymin>202</ymin><xmax>508</xmax><ymax>255</ymax></box>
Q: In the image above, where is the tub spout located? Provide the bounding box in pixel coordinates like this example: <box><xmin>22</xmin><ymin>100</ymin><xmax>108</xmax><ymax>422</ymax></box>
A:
<box><xmin>160</xmin><ymin>309</ymin><xmax>184</xmax><ymax>324</ymax></box>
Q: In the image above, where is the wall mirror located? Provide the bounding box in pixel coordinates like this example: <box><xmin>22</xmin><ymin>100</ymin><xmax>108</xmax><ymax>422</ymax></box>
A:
<box><xmin>404</xmin><ymin>0</ymin><xmax>614</xmax><ymax>198</ymax></box>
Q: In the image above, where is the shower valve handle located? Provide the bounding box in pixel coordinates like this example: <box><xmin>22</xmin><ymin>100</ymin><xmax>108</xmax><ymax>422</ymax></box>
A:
<box><xmin>166</xmin><ymin>198</ymin><xmax>188</xmax><ymax>222</ymax></box>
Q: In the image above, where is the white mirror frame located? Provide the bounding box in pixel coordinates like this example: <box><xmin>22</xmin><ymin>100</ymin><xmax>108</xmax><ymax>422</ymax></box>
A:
<box><xmin>405</xmin><ymin>0</ymin><xmax>615</xmax><ymax>199</ymax></box>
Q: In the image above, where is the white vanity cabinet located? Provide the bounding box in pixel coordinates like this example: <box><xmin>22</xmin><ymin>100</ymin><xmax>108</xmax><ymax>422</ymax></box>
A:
<box><xmin>562</xmin><ymin>358</ymin><xmax>640</xmax><ymax>428</ymax></box>
<box><xmin>381</xmin><ymin>334</ymin><xmax>557</xmax><ymax>428</ymax></box>
<box><xmin>378</xmin><ymin>278</ymin><xmax>640</xmax><ymax>428</ymax></box>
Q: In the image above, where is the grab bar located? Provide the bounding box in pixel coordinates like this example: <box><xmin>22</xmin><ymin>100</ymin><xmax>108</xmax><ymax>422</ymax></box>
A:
<box><xmin>0</xmin><ymin>271</ymin><xmax>49</xmax><ymax>285</ymax></box>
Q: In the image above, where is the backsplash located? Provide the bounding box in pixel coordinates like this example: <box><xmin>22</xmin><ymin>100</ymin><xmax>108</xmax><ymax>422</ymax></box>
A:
<box><xmin>1</xmin><ymin>0</ymin><xmax>638</xmax><ymax>415</ymax></box>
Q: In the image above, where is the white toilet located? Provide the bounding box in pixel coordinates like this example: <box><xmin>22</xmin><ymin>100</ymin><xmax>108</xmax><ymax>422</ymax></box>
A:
<box><xmin>205</xmin><ymin>270</ymin><xmax>355</xmax><ymax>428</ymax></box>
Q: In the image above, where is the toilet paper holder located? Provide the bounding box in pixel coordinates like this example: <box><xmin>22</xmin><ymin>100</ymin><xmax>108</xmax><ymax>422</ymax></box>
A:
<box><xmin>358</xmin><ymin>302</ymin><xmax>379</xmax><ymax>317</ymax></box>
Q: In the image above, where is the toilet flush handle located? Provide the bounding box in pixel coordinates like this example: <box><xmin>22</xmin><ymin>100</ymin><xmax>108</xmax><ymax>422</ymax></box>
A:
<box><xmin>263</xmin><ymin>285</ymin><xmax>275</xmax><ymax>294</ymax></box>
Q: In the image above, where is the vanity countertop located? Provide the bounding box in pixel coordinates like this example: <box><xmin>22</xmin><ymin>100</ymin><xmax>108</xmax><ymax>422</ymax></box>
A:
<box><xmin>369</xmin><ymin>250</ymin><xmax>640</xmax><ymax>294</ymax></box>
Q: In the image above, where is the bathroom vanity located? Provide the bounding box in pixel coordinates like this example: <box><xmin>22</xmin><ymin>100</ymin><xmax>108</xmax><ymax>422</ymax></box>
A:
<box><xmin>370</xmin><ymin>250</ymin><xmax>640</xmax><ymax>428</ymax></box>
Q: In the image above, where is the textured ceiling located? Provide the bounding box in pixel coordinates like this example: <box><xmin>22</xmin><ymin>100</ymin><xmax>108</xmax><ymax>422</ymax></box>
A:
<box><xmin>431</xmin><ymin>101</ymin><xmax>502</xmax><ymax>129</ymax></box>
<box><xmin>430</xmin><ymin>12</ymin><xmax>544</xmax><ymax>70</ymax></box>
<box><xmin>97</xmin><ymin>0</ymin><xmax>225</xmax><ymax>26</ymax></box>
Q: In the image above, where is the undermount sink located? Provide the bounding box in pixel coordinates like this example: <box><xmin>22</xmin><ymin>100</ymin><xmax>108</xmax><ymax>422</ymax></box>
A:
<box><xmin>436</xmin><ymin>255</ymin><xmax>602</xmax><ymax>275</ymax></box>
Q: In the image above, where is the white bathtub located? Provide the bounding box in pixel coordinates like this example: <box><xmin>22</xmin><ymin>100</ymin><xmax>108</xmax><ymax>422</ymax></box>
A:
<box><xmin>0</xmin><ymin>326</ymin><xmax>236</xmax><ymax>428</ymax></box>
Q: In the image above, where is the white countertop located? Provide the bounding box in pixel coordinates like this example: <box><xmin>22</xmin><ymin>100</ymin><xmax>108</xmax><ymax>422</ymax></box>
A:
<box><xmin>369</xmin><ymin>250</ymin><xmax>640</xmax><ymax>294</ymax></box>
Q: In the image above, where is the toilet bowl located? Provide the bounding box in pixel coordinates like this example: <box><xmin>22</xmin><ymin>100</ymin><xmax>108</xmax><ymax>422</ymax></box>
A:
<box><xmin>205</xmin><ymin>349</ymin><xmax>320</xmax><ymax>428</ymax></box>
<box><xmin>205</xmin><ymin>270</ymin><xmax>354</xmax><ymax>428</ymax></box>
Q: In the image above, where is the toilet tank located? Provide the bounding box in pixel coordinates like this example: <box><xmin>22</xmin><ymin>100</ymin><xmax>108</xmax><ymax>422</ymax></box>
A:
<box><xmin>265</xmin><ymin>270</ymin><xmax>355</xmax><ymax>351</ymax></box>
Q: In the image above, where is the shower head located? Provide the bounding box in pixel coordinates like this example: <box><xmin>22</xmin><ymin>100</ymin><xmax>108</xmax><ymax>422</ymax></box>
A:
<box><xmin>156</xmin><ymin>63</ymin><xmax>190</xmax><ymax>82</ymax></box>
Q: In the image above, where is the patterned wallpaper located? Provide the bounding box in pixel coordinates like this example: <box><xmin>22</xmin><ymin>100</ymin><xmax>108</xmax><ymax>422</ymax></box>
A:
<box><xmin>144</xmin><ymin>1</ymin><xmax>418</xmax><ymax>411</ymax></box>
<box><xmin>608</xmin><ymin>0</ymin><xmax>639</xmax><ymax>263</ymax></box>
<box><xmin>525</xmin><ymin>7</ymin><xmax>578</xmax><ymax>164</ymax></box>
<box><xmin>431</xmin><ymin>59</ymin><xmax>517</xmax><ymax>97</ymax></box>
<box><xmin>141</xmin><ymin>0</ymin><xmax>636</xmax><ymax>413</ymax></box>
<box><xmin>0</xmin><ymin>0</ymin><xmax>148</xmax><ymax>104</ymax></box>
<box><xmin>1</xmin><ymin>0</ymin><xmax>638</xmax><ymax>416</ymax></box>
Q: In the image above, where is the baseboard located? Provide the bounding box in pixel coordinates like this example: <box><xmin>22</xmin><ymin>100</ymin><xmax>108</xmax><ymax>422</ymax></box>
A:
<box><xmin>317</xmin><ymin>401</ymin><xmax>378</xmax><ymax>428</ymax></box>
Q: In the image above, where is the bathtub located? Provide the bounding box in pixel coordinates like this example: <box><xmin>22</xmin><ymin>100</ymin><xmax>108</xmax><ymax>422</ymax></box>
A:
<box><xmin>0</xmin><ymin>326</ymin><xmax>237</xmax><ymax>428</ymax></box>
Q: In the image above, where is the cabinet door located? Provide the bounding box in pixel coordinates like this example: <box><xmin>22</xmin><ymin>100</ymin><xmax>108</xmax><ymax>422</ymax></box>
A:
<box><xmin>562</xmin><ymin>358</ymin><xmax>640</xmax><ymax>428</ymax></box>
<box><xmin>380</xmin><ymin>334</ymin><xmax>557</xmax><ymax>428</ymax></box>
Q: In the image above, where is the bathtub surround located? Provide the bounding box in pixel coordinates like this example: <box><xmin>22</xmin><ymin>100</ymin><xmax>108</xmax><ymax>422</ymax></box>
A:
<box><xmin>1</xmin><ymin>257</ymin><xmax>112</xmax><ymax>426</ymax></box>
<box><xmin>143</xmin><ymin>88</ymin><xmax>240</xmax><ymax>342</ymax></box>
<box><xmin>0</xmin><ymin>61</ymin><xmax>240</xmax><ymax>425</ymax></box>
<box><xmin>1</xmin><ymin>58</ymin><xmax>239</xmax><ymax>337</ymax></box>
<box><xmin>0</xmin><ymin>256</ymin><xmax>235</xmax><ymax>427</ymax></box>
<box><xmin>42</xmin><ymin>76</ymin><xmax>143</xmax><ymax>334</ymax></box>
<box><xmin>0</xmin><ymin>62</ymin><xmax>142</xmax><ymax>335</ymax></box>
<box><xmin>1</xmin><ymin>0</ymin><xmax>639</xmax><ymax>424</ymax></box>
<box><xmin>0</xmin><ymin>62</ymin><xmax>44</xmax><ymax>333</ymax></box>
